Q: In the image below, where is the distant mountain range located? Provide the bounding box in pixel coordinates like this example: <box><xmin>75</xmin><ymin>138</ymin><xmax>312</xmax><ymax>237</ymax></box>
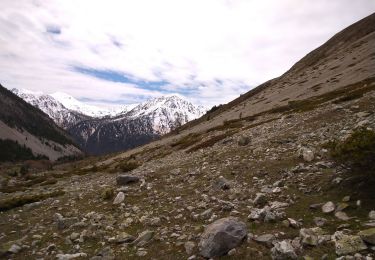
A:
<box><xmin>11</xmin><ymin>89</ymin><xmax>206</xmax><ymax>155</ymax></box>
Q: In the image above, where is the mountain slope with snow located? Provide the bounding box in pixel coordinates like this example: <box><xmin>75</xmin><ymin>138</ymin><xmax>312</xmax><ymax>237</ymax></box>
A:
<box><xmin>50</xmin><ymin>92</ymin><xmax>131</xmax><ymax>117</ymax></box>
<box><xmin>69</xmin><ymin>95</ymin><xmax>206</xmax><ymax>154</ymax></box>
<box><xmin>11</xmin><ymin>88</ymin><xmax>90</xmax><ymax>129</ymax></box>
<box><xmin>12</xmin><ymin>89</ymin><xmax>206</xmax><ymax>155</ymax></box>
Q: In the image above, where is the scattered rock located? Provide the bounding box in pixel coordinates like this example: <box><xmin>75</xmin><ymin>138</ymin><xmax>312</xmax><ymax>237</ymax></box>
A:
<box><xmin>254</xmin><ymin>193</ymin><xmax>267</xmax><ymax>206</ymax></box>
<box><xmin>56</xmin><ymin>253</ymin><xmax>87</xmax><ymax>260</ymax></box>
<box><xmin>238</xmin><ymin>136</ymin><xmax>250</xmax><ymax>146</ymax></box>
<box><xmin>335</xmin><ymin>211</ymin><xmax>350</xmax><ymax>221</ymax></box>
<box><xmin>215</xmin><ymin>176</ymin><xmax>231</xmax><ymax>190</ymax></box>
<box><xmin>133</xmin><ymin>230</ymin><xmax>155</xmax><ymax>247</ymax></box>
<box><xmin>300</xmin><ymin>148</ymin><xmax>314</xmax><ymax>162</ymax></box>
<box><xmin>313</xmin><ymin>217</ymin><xmax>327</xmax><ymax>227</ymax></box>
<box><xmin>333</xmin><ymin>231</ymin><xmax>367</xmax><ymax>256</ymax></box>
<box><xmin>184</xmin><ymin>241</ymin><xmax>196</xmax><ymax>255</ymax></box>
<box><xmin>322</xmin><ymin>201</ymin><xmax>335</xmax><ymax>213</ymax></box>
<box><xmin>369</xmin><ymin>210</ymin><xmax>375</xmax><ymax>220</ymax></box>
<box><xmin>198</xmin><ymin>217</ymin><xmax>247</xmax><ymax>258</ymax></box>
<box><xmin>8</xmin><ymin>244</ymin><xmax>21</xmax><ymax>254</ymax></box>
<box><xmin>253</xmin><ymin>234</ymin><xmax>276</xmax><ymax>247</ymax></box>
<box><xmin>299</xmin><ymin>227</ymin><xmax>324</xmax><ymax>246</ymax></box>
<box><xmin>116</xmin><ymin>175</ymin><xmax>140</xmax><ymax>185</ymax></box>
<box><xmin>113</xmin><ymin>192</ymin><xmax>125</xmax><ymax>205</ymax></box>
<box><xmin>271</xmin><ymin>240</ymin><xmax>298</xmax><ymax>260</ymax></box>
<box><xmin>54</xmin><ymin>213</ymin><xmax>78</xmax><ymax>230</ymax></box>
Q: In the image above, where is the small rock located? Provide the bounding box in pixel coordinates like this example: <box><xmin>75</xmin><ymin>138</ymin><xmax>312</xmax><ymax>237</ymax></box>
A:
<box><xmin>333</xmin><ymin>231</ymin><xmax>367</xmax><ymax>256</ymax></box>
<box><xmin>238</xmin><ymin>136</ymin><xmax>250</xmax><ymax>146</ymax></box>
<box><xmin>299</xmin><ymin>227</ymin><xmax>324</xmax><ymax>246</ymax></box>
<box><xmin>300</xmin><ymin>148</ymin><xmax>314</xmax><ymax>162</ymax></box>
<box><xmin>8</xmin><ymin>244</ymin><xmax>21</xmax><ymax>254</ymax></box>
<box><xmin>133</xmin><ymin>230</ymin><xmax>154</xmax><ymax>247</ymax></box>
<box><xmin>215</xmin><ymin>176</ymin><xmax>231</xmax><ymax>190</ymax></box>
<box><xmin>335</xmin><ymin>211</ymin><xmax>350</xmax><ymax>221</ymax></box>
<box><xmin>254</xmin><ymin>193</ymin><xmax>267</xmax><ymax>206</ymax></box>
<box><xmin>322</xmin><ymin>201</ymin><xmax>335</xmax><ymax>213</ymax></box>
<box><xmin>313</xmin><ymin>217</ymin><xmax>327</xmax><ymax>227</ymax></box>
<box><xmin>113</xmin><ymin>192</ymin><xmax>125</xmax><ymax>205</ymax></box>
<box><xmin>227</xmin><ymin>248</ymin><xmax>237</xmax><ymax>256</ymax></box>
<box><xmin>369</xmin><ymin>211</ymin><xmax>375</xmax><ymax>220</ymax></box>
<box><xmin>271</xmin><ymin>240</ymin><xmax>298</xmax><ymax>260</ymax></box>
<box><xmin>288</xmin><ymin>218</ymin><xmax>301</xmax><ymax>228</ymax></box>
<box><xmin>198</xmin><ymin>217</ymin><xmax>247</xmax><ymax>258</ymax></box>
<box><xmin>254</xmin><ymin>234</ymin><xmax>275</xmax><ymax>247</ymax></box>
<box><xmin>342</xmin><ymin>196</ymin><xmax>351</xmax><ymax>202</ymax></box>
<box><xmin>56</xmin><ymin>253</ymin><xmax>87</xmax><ymax>260</ymax></box>
<box><xmin>184</xmin><ymin>241</ymin><xmax>196</xmax><ymax>255</ymax></box>
<box><xmin>116</xmin><ymin>175</ymin><xmax>140</xmax><ymax>185</ymax></box>
<box><xmin>136</xmin><ymin>249</ymin><xmax>147</xmax><ymax>257</ymax></box>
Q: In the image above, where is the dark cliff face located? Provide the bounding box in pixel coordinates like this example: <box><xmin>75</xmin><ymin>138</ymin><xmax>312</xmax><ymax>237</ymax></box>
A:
<box><xmin>68</xmin><ymin>116</ymin><xmax>160</xmax><ymax>155</ymax></box>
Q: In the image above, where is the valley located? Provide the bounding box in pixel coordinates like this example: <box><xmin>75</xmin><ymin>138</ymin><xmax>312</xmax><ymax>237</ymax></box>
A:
<box><xmin>0</xmin><ymin>9</ymin><xmax>374</xmax><ymax>260</ymax></box>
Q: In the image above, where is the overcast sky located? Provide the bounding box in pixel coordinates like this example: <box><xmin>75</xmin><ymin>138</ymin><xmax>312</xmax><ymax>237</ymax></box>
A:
<box><xmin>0</xmin><ymin>0</ymin><xmax>374</xmax><ymax>108</ymax></box>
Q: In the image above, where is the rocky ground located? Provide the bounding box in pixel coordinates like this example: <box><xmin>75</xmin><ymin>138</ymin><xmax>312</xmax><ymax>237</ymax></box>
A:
<box><xmin>1</xmin><ymin>81</ymin><xmax>375</xmax><ymax>259</ymax></box>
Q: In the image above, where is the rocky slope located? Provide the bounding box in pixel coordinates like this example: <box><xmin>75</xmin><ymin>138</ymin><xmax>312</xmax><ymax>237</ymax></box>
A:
<box><xmin>0</xmin><ymin>85</ymin><xmax>83</xmax><ymax>161</ymax></box>
<box><xmin>0</xmin><ymin>12</ymin><xmax>375</xmax><ymax>260</ymax></box>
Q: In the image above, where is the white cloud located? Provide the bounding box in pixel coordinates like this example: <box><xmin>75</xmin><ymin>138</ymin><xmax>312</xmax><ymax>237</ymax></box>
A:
<box><xmin>0</xmin><ymin>0</ymin><xmax>374</xmax><ymax>108</ymax></box>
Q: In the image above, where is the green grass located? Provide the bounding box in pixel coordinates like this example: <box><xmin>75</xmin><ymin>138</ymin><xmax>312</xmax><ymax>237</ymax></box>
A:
<box><xmin>0</xmin><ymin>190</ymin><xmax>65</xmax><ymax>211</ymax></box>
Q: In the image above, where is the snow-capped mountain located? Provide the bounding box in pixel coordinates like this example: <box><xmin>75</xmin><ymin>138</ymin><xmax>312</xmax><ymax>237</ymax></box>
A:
<box><xmin>69</xmin><ymin>95</ymin><xmax>206</xmax><ymax>154</ymax></box>
<box><xmin>11</xmin><ymin>88</ymin><xmax>206</xmax><ymax>155</ymax></box>
<box><xmin>50</xmin><ymin>92</ymin><xmax>130</xmax><ymax>117</ymax></box>
<box><xmin>11</xmin><ymin>88</ymin><xmax>89</xmax><ymax>129</ymax></box>
<box><xmin>127</xmin><ymin>95</ymin><xmax>206</xmax><ymax>134</ymax></box>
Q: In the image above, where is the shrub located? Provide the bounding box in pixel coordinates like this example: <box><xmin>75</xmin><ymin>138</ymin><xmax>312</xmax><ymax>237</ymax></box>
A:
<box><xmin>0</xmin><ymin>190</ymin><xmax>64</xmax><ymax>211</ymax></box>
<box><xmin>101</xmin><ymin>187</ymin><xmax>114</xmax><ymax>200</ymax></box>
<box><xmin>328</xmin><ymin>128</ymin><xmax>375</xmax><ymax>174</ymax></box>
<box><xmin>117</xmin><ymin>160</ymin><xmax>141</xmax><ymax>172</ymax></box>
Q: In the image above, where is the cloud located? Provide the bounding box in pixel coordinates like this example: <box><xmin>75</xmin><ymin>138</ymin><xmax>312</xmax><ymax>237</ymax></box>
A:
<box><xmin>0</xmin><ymin>0</ymin><xmax>374</xmax><ymax>108</ymax></box>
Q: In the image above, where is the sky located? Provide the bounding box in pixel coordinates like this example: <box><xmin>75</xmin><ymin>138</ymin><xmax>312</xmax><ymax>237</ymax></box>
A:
<box><xmin>0</xmin><ymin>0</ymin><xmax>374</xmax><ymax>108</ymax></box>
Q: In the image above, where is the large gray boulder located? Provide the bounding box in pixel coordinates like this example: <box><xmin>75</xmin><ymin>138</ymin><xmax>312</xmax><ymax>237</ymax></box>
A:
<box><xmin>199</xmin><ymin>217</ymin><xmax>247</xmax><ymax>258</ymax></box>
<box><xmin>116</xmin><ymin>175</ymin><xmax>140</xmax><ymax>185</ymax></box>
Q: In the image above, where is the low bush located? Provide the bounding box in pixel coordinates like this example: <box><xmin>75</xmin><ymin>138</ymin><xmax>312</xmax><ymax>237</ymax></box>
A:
<box><xmin>0</xmin><ymin>190</ymin><xmax>65</xmax><ymax>211</ymax></box>
<box><xmin>116</xmin><ymin>159</ymin><xmax>141</xmax><ymax>172</ymax></box>
<box><xmin>328</xmin><ymin>128</ymin><xmax>375</xmax><ymax>174</ymax></box>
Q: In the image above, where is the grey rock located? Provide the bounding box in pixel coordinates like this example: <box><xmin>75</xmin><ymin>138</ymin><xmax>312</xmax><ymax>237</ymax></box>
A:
<box><xmin>184</xmin><ymin>241</ymin><xmax>196</xmax><ymax>255</ymax></box>
<box><xmin>113</xmin><ymin>192</ymin><xmax>125</xmax><ymax>205</ymax></box>
<box><xmin>57</xmin><ymin>253</ymin><xmax>88</xmax><ymax>260</ymax></box>
<box><xmin>254</xmin><ymin>234</ymin><xmax>276</xmax><ymax>247</ymax></box>
<box><xmin>116</xmin><ymin>175</ymin><xmax>140</xmax><ymax>185</ymax></box>
<box><xmin>254</xmin><ymin>193</ymin><xmax>267</xmax><ymax>206</ymax></box>
<box><xmin>333</xmin><ymin>231</ymin><xmax>367</xmax><ymax>256</ymax></box>
<box><xmin>300</xmin><ymin>148</ymin><xmax>314</xmax><ymax>162</ymax></box>
<box><xmin>271</xmin><ymin>240</ymin><xmax>298</xmax><ymax>260</ymax></box>
<box><xmin>54</xmin><ymin>213</ymin><xmax>78</xmax><ymax>230</ymax></box>
<box><xmin>8</xmin><ymin>244</ymin><xmax>21</xmax><ymax>254</ymax></box>
<box><xmin>215</xmin><ymin>176</ymin><xmax>231</xmax><ymax>190</ymax></box>
<box><xmin>313</xmin><ymin>217</ymin><xmax>327</xmax><ymax>227</ymax></box>
<box><xmin>238</xmin><ymin>136</ymin><xmax>250</xmax><ymax>146</ymax></box>
<box><xmin>133</xmin><ymin>230</ymin><xmax>155</xmax><ymax>247</ymax></box>
<box><xmin>369</xmin><ymin>210</ymin><xmax>375</xmax><ymax>220</ymax></box>
<box><xmin>198</xmin><ymin>217</ymin><xmax>247</xmax><ymax>258</ymax></box>
<box><xmin>322</xmin><ymin>201</ymin><xmax>335</xmax><ymax>213</ymax></box>
<box><xmin>335</xmin><ymin>211</ymin><xmax>350</xmax><ymax>221</ymax></box>
<box><xmin>300</xmin><ymin>227</ymin><xmax>326</xmax><ymax>247</ymax></box>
